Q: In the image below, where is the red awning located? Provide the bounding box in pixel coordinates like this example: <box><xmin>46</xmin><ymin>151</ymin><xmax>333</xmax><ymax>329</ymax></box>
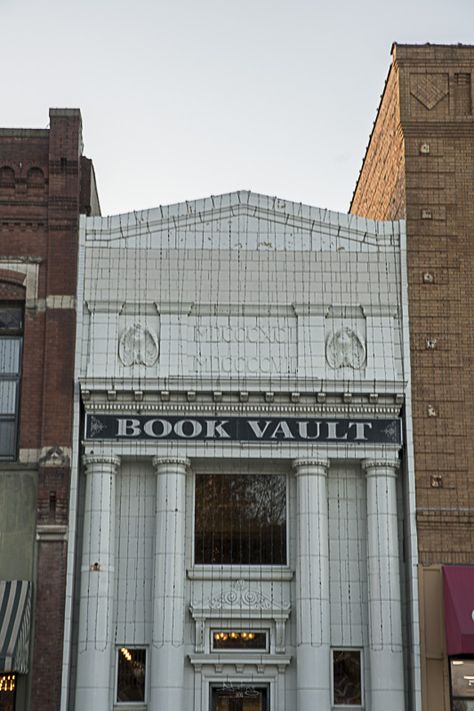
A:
<box><xmin>443</xmin><ymin>566</ymin><xmax>474</xmax><ymax>656</ymax></box>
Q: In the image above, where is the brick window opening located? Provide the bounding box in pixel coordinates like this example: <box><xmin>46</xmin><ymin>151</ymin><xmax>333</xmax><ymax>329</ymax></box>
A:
<box><xmin>0</xmin><ymin>305</ymin><xmax>23</xmax><ymax>460</ymax></box>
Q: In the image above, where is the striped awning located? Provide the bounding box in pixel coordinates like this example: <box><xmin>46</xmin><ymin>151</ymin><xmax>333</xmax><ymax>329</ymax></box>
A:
<box><xmin>0</xmin><ymin>581</ymin><xmax>31</xmax><ymax>674</ymax></box>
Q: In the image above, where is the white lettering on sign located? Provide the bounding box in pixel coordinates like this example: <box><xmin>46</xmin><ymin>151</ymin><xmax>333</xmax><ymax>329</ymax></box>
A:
<box><xmin>92</xmin><ymin>415</ymin><xmax>399</xmax><ymax>444</ymax></box>
<box><xmin>205</xmin><ymin>419</ymin><xmax>231</xmax><ymax>438</ymax></box>
<box><xmin>116</xmin><ymin>418</ymin><xmax>141</xmax><ymax>437</ymax></box>
<box><xmin>143</xmin><ymin>419</ymin><xmax>173</xmax><ymax>438</ymax></box>
<box><xmin>174</xmin><ymin>419</ymin><xmax>202</xmax><ymax>438</ymax></box>
<box><xmin>297</xmin><ymin>421</ymin><xmax>321</xmax><ymax>439</ymax></box>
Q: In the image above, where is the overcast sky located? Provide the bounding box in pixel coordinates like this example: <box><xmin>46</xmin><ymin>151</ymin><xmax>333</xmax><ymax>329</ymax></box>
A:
<box><xmin>2</xmin><ymin>0</ymin><xmax>472</xmax><ymax>216</ymax></box>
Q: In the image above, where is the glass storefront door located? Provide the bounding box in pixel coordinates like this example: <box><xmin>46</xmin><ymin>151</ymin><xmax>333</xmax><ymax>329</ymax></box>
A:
<box><xmin>211</xmin><ymin>685</ymin><xmax>268</xmax><ymax>711</ymax></box>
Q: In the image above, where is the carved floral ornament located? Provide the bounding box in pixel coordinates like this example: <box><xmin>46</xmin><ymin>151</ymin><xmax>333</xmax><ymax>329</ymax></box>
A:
<box><xmin>325</xmin><ymin>327</ymin><xmax>366</xmax><ymax>370</ymax></box>
<box><xmin>118</xmin><ymin>322</ymin><xmax>160</xmax><ymax>367</ymax></box>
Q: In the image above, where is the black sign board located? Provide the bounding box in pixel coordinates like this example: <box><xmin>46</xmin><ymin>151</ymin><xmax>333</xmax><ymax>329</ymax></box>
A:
<box><xmin>85</xmin><ymin>414</ymin><xmax>401</xmax><ymax>445</ymax></box>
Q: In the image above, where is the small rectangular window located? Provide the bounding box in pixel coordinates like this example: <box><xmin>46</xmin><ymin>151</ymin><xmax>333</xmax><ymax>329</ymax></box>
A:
<box><xmin>194</xmin><ymin>474</ymin><xmax>287</xmax><ymax>565</ymax></box>
<box><xmin>116</xmin><ymin>647</ymin><xmax>146</xmax><ymax>704</ymax></box>
<box><xmin>212</xmin><ymin>630</ymin><xmax>268</xmax><ymax>651</ymax></box>
<box><xmin>0</xmin><ymin>305</ymin><xmax>23</xmax><ymax>461</ymax></box>
<box><xmin>332</xmin><ymin>649</ymin><xmax>363</xmax><ymax>707</ymax></box>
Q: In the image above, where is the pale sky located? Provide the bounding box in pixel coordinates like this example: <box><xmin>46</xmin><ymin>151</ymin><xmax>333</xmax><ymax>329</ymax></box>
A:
<box><xmin>2</xmin><ymin>0</ymin><xmax>472</xmax><ymax>216</ymax></box>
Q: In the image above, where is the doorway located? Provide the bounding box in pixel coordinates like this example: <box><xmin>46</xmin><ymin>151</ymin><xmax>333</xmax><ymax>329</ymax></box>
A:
<box><xmin>211</xmin><ymin>685</ymin><xmax>268</xmax><ymax>711</ymax></box>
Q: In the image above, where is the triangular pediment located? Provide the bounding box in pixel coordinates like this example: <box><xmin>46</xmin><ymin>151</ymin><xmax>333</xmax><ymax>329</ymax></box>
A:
<box><xmin>85</xmin><ymin>190</ymin><xmax>401</xmax><ymax>250</ymax></box>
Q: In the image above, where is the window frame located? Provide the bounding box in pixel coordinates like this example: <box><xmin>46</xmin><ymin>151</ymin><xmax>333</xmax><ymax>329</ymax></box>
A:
<box><xmin>331</xmin><ymin>647</ymin><xmax>364</xmax><ymax>709</ymax></box>
<box><xmin>0</xmin><ymin>304</ymin><xmax>23</xmax><ymax>462</ymax></box>
<box><xmin>449</xmin><ymin>656</ymin><xmax>474</xmax><ymax>709</ymax></box>
<box><xmin>210</xmin><ymin>628</ymin><xmax>269</xmax><ymax>653</ymax></box>
<box><xmin>192</xmin><ymin>471</ymin><xmax>288</xmax><ymax>568</ymax></box>
<box><xmin>210</xmin><ymin>683</ymin><xmax>270</xmax><ymax>711</ymax></box>
<box><xmin>114</xmin><ymin>645</ymin><xmax>147</xmax><ymax>706</ymax></box>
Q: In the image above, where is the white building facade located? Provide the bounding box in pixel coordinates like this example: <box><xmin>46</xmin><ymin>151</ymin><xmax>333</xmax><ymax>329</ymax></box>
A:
<box><xmin>62</xmin><ymin>192</ymin><xmax>420</xmax><ymax>711</ymax></box>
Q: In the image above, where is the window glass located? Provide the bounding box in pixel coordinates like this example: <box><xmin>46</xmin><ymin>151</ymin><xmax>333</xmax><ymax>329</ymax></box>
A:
<box><xmin>0</xmin><ymin>421</ymin><xmax>16</xmax><ymax>457</ymax></box>
<box><xmin>0</xmin><ymin>340</ymin><xmax>21</xmax><ymax>374</ymax></box>
<box><xmin>333</xmin><ymin>649</ymin><xmax>362</xmax><ymax>706</ymax></box>
<box><xmin>0</xmin><ymin>381</ymin><xmax>18</xmax><ymax>414</ymax></box>
<box><xmin>212</xmin><ymin>631</ymin><xmax>267</xmax><ymax>651</ymax></box>
<box><xmin>194</xmin><ymin>474</ymin><xmax>286</xmax><ymax>565</ymax></box>
<box><xmin>0</xmin><ymin>305</ymin><xmax>23</xmax><ymax>460</ymax></box>
<box><xmin>453</xmin><ymin>702</ymin><xmax>474</xmax><ymax>711</ymax></box>
<box><xmin>0</xmin><ymin>306</ymin><xmax>22</xmax><ymax>331</ymax></box>
<box><xmin>116</xmin><ymin>647</ymin><xmax>146</xmax><ymax>703</ymax></box>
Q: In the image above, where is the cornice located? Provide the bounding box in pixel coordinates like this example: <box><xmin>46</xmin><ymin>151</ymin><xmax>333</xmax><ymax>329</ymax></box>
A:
<box><xmin>83</xmin><ymin>400</ymin><xmax>402</xmax><ymax>418</ymax></box>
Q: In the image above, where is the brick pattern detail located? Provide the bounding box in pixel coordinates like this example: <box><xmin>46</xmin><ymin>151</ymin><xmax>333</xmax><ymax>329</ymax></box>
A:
<box><xmin>350</xmin><ymin>44</ymin><xmax>474</xmax><ymax>711</ymax></box>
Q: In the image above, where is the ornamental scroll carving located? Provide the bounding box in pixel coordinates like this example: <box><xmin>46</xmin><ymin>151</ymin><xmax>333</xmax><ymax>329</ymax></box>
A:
<box><xmin>209</xmin><ymin>580</ymin><xmax>286</xmax><ymax>612</ymax></box>
<box><xmin>118</xmin><ymin>322</ymin><xmax>159</xmax><ymax>367</ymax></box>
<box><xmin>326</xmin><ymin>327</ymin><xmax>366</xmax><ymax>370</ymax></box>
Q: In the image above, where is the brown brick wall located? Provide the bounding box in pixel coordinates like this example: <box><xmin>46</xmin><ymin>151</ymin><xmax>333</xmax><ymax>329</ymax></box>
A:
<box><xmin>351</xmin><ymin>43</ymin><xmax>474</xmax><ymax>711</ymax></box>
<box><xmin>0</xmin><ymin>109</ymin><xmax>98</xmax><ymax>711</ymax></box>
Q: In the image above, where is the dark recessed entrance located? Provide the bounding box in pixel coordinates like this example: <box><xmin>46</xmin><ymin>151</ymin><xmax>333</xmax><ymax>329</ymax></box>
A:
<box><xmin>211</xmin><ymin>685</ymin><xmax>269</xmax><ymax>711</ymax></box>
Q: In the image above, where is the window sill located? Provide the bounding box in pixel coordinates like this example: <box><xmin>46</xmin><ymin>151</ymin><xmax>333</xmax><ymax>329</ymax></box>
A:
<box><xmin>187</xmin><ymin>566</ymin><xmax>294</xmax><ymax>581</ymax></box>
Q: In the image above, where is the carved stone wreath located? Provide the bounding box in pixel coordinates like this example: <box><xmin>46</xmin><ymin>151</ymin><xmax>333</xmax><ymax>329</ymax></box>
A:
<box><xmin>118</xmin><ymin>322</ymin><xmax>159</xmax><ymax>367</ymax></box>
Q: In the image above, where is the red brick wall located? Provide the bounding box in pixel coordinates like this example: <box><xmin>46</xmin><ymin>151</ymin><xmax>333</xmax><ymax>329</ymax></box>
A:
<box><xmin>0</xmin><ymin>109</ymin><xmax>97</xmax><ymax>711</ymax></box>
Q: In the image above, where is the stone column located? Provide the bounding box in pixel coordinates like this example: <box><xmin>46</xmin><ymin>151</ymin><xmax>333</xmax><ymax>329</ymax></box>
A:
<box><xmin>150</xmin><ymin>456</ymin><xmax>189</xmax><ymax>710</ymax></box>
<box><xmin>293</xmin><ymin>458</ymin><xmax>330</xmax><ymax>711</ymax></box>
<box><xmin>75</xmin><ymin>454</ymin><xmax>120</xmax><ymax>709</ymax></box>
<box><xmin>363</xmin><ymin>459</ymin><xmax>405</xmax><ymax>711</ymax></box>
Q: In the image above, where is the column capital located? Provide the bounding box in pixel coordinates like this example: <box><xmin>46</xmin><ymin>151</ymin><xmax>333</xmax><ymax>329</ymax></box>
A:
<box><xmin>152</xmin><ymin>456</ymin><xmax>191</xmax><ymax>472</ymax></box>
<box><xmin>83</xmin><ymin>454</ymin><xmax>121</xmax><ymax>472</ymax></box>
<box><xmin>292</xmin><ymin>458</ymin><xmax>329</xmax><ymax>476</ymax></box>
<box><xmin>362</xmin><ymin>458</ymin><xmax>400</xmax><ymax>476</ymax></box>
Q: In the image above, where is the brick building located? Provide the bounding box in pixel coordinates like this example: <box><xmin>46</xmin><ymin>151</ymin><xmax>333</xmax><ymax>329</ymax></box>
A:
<box><xmin>0</xmin><ymin>109</ymin><xmax>99</xmax><ymax>711</ymax></box>
<box><xmin>351</xmin><ymin>43</ymin><xmax>474</xmax><ymax>711</ymax></box>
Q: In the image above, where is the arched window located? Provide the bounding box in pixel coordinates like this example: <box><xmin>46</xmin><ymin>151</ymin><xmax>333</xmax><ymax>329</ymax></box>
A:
<box><xmin>0</xmin><ymin>166</ymin><xmax>15</xmax><ymax>190</ymax></box>
<box><xmin>26</xmin><ymin>167</ymin><xmax>45</xmax><ymax>190</ymax></box>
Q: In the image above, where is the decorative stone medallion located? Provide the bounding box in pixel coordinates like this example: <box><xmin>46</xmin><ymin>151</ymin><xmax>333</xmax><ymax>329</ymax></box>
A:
<box><xmin>326</xmin><ymin>327</ymin><xmax>366</xmax><ymax>369</ymax></box>
<box><xmin>118</xmin><ymin>322</ymin><xmax>159</xmax><ymax>367</ymax></box>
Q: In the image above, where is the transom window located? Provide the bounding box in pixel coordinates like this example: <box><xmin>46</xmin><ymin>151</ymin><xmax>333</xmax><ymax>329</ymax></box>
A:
<box><xmin>212</xmin><ymin>630</ymin><xmax>268</xmax><ymax>651</ymax></box>
<box><xmin>194</xmin><ymin>474</ymin><xmax>287</xmax><ymax>565</ymax></box>
<box><xmin>0</xmin><ymin>305</ymin><xmax>23</xmax><ymax>460</ymax></box>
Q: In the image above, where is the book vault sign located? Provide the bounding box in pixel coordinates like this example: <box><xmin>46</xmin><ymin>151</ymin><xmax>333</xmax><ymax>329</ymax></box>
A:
<box><xmin>85</xmin><ymin>414</ymin><xmax>401</xmax><ymax>444</ymax></box>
